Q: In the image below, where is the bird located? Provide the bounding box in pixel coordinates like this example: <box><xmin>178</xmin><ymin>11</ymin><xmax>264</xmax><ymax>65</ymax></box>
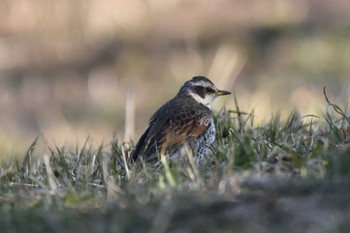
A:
<box><xmin>131</xmin><ymin>76</ymin><xmax>231</xmax><ymax>165</ymax></box>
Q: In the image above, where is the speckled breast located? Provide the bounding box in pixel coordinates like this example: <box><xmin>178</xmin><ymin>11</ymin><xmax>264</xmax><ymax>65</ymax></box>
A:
<box><xmin>195</xmin><ymin>118</ymin><xmax>216</xmax><ymax>161</ymax></box>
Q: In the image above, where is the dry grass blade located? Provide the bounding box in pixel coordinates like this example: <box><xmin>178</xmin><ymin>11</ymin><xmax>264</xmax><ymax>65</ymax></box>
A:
<box><xmin>323</xmin><ymin>86</ymin><xmax>350</xmax><ymax>123</ymax></box>
<box><xmin>43</xmin><ymin>154</ymin><xmax>57</xmax><ymax>194</ymax></box>
<box><xmin>184</xmin><ymin>145</ymin><xmax>203</xmax><ymax>185</ymax></box>
<box><xmin>121</xmin><ymin>144</ymin><xmax>131</xmax><ymax>180</ymax></box>
<box><xmin>21</xmin><ymin>136</ymin><xmax>38</xmax><ymax>180</ymax></box>
<box><xmin>160</xmin><ymin>149</ymin><xmax>176</xmax><ymax>188</ymax></box>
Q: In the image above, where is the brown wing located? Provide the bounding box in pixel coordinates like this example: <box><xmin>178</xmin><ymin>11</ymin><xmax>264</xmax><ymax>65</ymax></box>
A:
<box><xmin>142</xmin><ymin>114</ymin><xmax>211</xmax><ymax>163</ymax></box>
<box><xmin>164</xmin><ymin>116</ymin><xmax>210</xmax><ymax>146</ymax></box>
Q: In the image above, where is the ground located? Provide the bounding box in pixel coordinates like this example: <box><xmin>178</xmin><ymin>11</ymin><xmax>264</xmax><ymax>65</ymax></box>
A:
<box><xmin>1</xmin><ymin>102</ymin><xmax>350</xmax><ymax>233</ymax></box>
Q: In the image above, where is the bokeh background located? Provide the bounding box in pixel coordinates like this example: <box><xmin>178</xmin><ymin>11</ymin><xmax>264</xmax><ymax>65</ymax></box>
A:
<box><xmin>1</xmin><ymin>0</ymin><xmax>350</xmax><ymax>157</ymax></box>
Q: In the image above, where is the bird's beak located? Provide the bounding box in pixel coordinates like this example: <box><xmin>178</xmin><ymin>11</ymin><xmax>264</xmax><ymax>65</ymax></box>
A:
<box><xmin>215</xmin><ymin>89</ymin><xmax>231</xmax><ymax>96</ymax></box>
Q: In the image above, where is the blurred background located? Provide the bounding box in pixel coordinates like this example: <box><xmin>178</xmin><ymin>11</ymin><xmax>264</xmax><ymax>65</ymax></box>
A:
<box><xmin>1</xmin><ymin>0</ymin><xmax>350</xmax><ymax>157</ymax></box>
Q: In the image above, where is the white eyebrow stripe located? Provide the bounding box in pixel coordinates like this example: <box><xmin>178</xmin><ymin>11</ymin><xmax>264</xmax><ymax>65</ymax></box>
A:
<box><xmin>192</xmin><ymin>81</ymin><xmax>212</xmax><ymax>88</ymax></box>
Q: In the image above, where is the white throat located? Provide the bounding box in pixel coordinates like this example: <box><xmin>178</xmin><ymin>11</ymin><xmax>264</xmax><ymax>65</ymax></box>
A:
<box><xmin>189</xmin><ymin>92</ymin><xmax>213</xmax><ymax>109</ymax></box>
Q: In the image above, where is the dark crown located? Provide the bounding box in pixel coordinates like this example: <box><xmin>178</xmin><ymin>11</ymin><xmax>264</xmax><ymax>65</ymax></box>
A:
<box><xmin>185</xmin><ymin>76</ymin><xmax>214</xmax><ymax>87</ymax></box>
<box><xmin>178</xmin><ymin>76</ymin><xmax>217</xmax><ymax>99</ymax></box>
<box><xmin>189</xmin><ymin>76</ymin><xmax>214</xmax><ymax>85</ymax></box>
<box><xmin>180</xmin><ymin>76</ymin><xmax>214</xmax><ymax>90</ymax></box>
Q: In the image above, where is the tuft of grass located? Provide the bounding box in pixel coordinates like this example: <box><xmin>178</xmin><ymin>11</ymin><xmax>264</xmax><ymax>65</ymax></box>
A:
<box><xmin>1</xmin><ymin>102</ymin><xmax>350</xmax><ymax>232</ymax></box>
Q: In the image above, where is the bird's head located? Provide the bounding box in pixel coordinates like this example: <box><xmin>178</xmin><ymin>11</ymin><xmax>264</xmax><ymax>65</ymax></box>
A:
<box><xmin>179</xmin><ymin>76</ymin><xmax>231</xmax><ymax>108</ymax></box>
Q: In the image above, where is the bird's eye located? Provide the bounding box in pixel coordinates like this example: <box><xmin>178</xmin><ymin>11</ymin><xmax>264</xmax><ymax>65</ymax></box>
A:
<box><xmin>206</xmin><ymin>87</ymin><xmax>215</xmax><ymax>93</ymax></box>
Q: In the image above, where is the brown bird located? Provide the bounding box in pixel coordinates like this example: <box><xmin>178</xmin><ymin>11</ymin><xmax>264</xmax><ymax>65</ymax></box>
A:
<box><xmin>131</xmin><ymin>76</ymin><xmax>231</xmax><ymax>164</ymax></box>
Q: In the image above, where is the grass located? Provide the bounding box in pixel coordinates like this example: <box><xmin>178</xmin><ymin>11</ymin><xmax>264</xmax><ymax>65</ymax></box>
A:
<box><xmin>1</xmin><ymin>99</ymin><xmax>350</xmax><ymax>233</ymax></box>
